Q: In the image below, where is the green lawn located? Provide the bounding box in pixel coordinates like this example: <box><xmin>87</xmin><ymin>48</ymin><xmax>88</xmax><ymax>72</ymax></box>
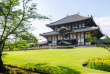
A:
<box><xmin>2</xmin><ymin>47</ymin><xmax>110</xmax><ymax>74</ymax></box>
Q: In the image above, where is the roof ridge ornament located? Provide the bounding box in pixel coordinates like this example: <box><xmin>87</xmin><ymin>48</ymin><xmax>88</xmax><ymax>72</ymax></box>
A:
<box><xmin>66</xmin><ymin>14</ymin><xmax>69</xmax><ymax>16</ymax></box>
<box><xmin>91</xmin><ymin>15</ymin><xmax>93</xmax><ymax>18</ymax></box>
<box><xmin>77</xmin><ymin>12</ymin><xmax>80</xmax><ymax>14</ymax></box>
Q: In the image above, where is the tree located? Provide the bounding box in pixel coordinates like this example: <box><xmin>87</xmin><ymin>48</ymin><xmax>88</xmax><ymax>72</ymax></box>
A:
<box><xmin>19</xmin><ymin>32</ymin><xmax>38</xmax><ymax>48</ymax></box>
<box><xmin>5</xmin><ymin>40</ymin><xmax>30</xmax><ymax>51</ymax></box>
<box><xmin>19</xmin><ymin>32</ymin><xmax>38</xmax><ymax>43</ymax></box>
<box><xmin>5</xmin><ymin>41</ymin><xmax>15</xmax><ymax>51</ymax></box>
<box><xmin>104</xmin><ymin>36</ymin><xmax>110</xmax><ymax>39</ymax></box>
<box><xmin>87</xmin><ymin>33</ymin><xmax>110</xmax><ymax>51</ymax></box>
<box><xmin>5</xmin><ymin>32</ymin><xmax>38</xmax><ymax>51</ymax></box>
<box><xmin>0</xmin><ymin>0</ymin><xmax>49</xmax><ymax>72</ymax></box>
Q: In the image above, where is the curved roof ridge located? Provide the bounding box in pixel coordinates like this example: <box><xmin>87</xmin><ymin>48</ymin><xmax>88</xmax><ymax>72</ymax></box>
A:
<box><xmin>46</xmin><ymin>16</ymin><xmax>67</xmax><ymax>26</ymax></box>
<box><xmin>47</xmin><ymin>14</ymin><xmax>92</xmax><ymax>27</ymax></box>
<box><xmin>78</xmin><ymin>14</ymin><xmax>91</xmax><ymax>18</ymax></box>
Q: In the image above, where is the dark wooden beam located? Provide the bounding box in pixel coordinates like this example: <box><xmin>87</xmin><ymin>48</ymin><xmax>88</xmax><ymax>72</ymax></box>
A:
<box><xmin>84</xmin><ymin>32</ymin><xmax>86</xmax><ymax>45</ymax></box>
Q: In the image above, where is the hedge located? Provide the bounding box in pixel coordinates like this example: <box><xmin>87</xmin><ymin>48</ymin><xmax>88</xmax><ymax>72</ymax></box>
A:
<box><xmin>57</xmin><ymin>46</ymin><xmax>74</xmax><ymax>49</ymax></box>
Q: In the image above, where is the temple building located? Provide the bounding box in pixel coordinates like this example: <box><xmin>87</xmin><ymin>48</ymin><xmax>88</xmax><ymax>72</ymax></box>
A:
<box><xmin>40</xmin><ymin>14</ymin><xmax>103</xmax><ymax>47</ymax></box>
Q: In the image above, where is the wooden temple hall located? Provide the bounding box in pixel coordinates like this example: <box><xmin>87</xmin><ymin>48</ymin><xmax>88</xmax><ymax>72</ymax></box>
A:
<box><xmin>40</xmin><ymin>14</ymin><xmax>103</xmax><ymax>46</ymax></box>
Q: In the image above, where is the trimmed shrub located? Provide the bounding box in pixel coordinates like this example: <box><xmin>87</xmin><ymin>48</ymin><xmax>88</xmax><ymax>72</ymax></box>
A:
<box><xmin>87</xmin><ymin>58</ymin><xmax>110</xmax><ymax>72</ymax></box>
<box><xmin>22</xmin><ymin>63</ymin><xmax>80</xmax><ymax>74</ymax></box>
<box><xmin>57</xmin><ymin>46</ymin><xmax>74</xmax><ymax>49</ymax></box>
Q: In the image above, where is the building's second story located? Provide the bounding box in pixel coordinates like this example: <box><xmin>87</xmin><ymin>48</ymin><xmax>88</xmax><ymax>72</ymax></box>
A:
<box><xmin>46</xmin><ymin>14</ymin><xmax>97</xmax><ymax>32</ymax></box>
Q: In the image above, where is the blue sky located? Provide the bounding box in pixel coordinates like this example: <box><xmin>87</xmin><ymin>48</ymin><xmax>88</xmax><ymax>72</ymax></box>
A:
<box><xmin>37</xmin><ymin>0</ymin><xmax>110</xmax><ymax>17</ymax></box>
<box><xmin>31</xmin><ymin>0</ymin><xmax>110</xmax><ymax>41</ymax></box>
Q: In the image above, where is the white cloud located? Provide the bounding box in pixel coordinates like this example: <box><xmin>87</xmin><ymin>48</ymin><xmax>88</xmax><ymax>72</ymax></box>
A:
<box><xmin>31</xmin><ymin>19</ymin><xmax>52</xmax><ymax>42</ymax></box>
<box><xmin>94</xmin><ymin>17</ymin><xmax>110</xmax><ymax>36</ymax></box>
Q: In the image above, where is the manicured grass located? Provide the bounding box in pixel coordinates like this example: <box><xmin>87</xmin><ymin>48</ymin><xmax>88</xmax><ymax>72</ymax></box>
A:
<box><xmin>2</xmin><ymin>47</ymin><xmax>110</xmax><ymax>74</ymax></box>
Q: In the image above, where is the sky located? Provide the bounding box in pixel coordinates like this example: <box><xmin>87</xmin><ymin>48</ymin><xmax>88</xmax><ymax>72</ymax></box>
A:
<box><xmin>31</xmin><ymin>0</ymin><xmax>110</xmax><ymax>42</ymax></box>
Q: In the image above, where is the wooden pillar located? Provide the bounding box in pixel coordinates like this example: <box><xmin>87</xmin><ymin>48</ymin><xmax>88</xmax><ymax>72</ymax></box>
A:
<box><xmin>76</xmin><ymin>33</ymin><xmax>78</xmax><ymax>46</ymax></box>
<box><xmin>80</xmin><ymin>32</ymin><xmax>81</xmax><ymax>45</ymax></box>
<box><xmin>71</xmin><ymin>23</ymin><xmax>72</xmax><ymax>30</ymax></box>
<box><xmin>85</xmin><ymin>21</ymin><xmax>86</xmax><ymax>27</ymax></box>
<box><xmin>56</xmin><ymin>35</ymin><xmax>58</xmax><ymax>46</ymax></box>
<box><xmin>69</xmin><ymin>33</ymin><xmax>70</xmax><ymax>43</ymax></box>
<box><xmin>77</xmin><ymin>22</ymin><xmax>79</xmax><ymax>28</ymax></box>
<box><xmin>47</xmin><ymin>36</ymin><xmax>49</xmax><ymax>45</ymax></box>
<box><xmin>84</xmin><ymin>32</ymin><xmax>86</xmax><ymax>45</ymax></box>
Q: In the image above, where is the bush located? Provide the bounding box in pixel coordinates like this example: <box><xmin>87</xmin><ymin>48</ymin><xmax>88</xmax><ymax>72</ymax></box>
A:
<box><xmin>22</xmin><ymin>63</ymin><xmax>80</xmax><ymax>74</ymax></box>
<box><xmin>57</xmin><ymin>46</ymin><xmax>74</xmax><ymax>49</ymax></box>
<box><xmin>87</xmin><ymin>58</ymin><xmax>110</xmax><ymax>72</ymax></box>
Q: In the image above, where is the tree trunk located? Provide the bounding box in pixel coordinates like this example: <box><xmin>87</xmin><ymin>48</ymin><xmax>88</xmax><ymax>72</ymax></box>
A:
<box><xmin>0</xmin><ymin>40</ymin><xmax>5</xmax><ymax>53</ymax></box>
<box><xmin>0</xmin><ymin>53</ymin><xmax>6</xmax><ymax>72</ymax></box>
<box><xmin>0</xmin><ymin>41</ymin><xmax>6</xmax><ymax>72</ymax></box>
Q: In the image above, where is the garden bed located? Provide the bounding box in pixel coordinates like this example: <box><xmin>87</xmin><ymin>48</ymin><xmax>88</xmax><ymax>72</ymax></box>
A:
<box><xmin>83</xmin><ymin>58</ymin><xmax>110</xmax><ymax>72</ymax></box>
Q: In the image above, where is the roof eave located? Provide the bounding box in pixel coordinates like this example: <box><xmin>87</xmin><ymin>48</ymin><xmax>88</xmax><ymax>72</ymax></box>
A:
<box><xmin>47</xmin><ymin>17</ymin><xmax>92</xmax><ymax>27</ymax></box>
<box><xmin>40</xmin><ymin>27</ymin><xmax>99</xmax><ymax>36</ymax></box>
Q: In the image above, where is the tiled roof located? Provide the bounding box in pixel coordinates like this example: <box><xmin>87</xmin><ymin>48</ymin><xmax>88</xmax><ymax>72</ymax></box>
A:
<box><xmin>40</xmin><ymin>31</ymin><xmax>59</xmax><ymax>36</ymax></box>
<box><xmin>97</xmin><ymin>39</ymin><xmax>110</xmax><ymax>43</ymax></box>
<box><xmin>69</xmin><ymin>27</ymin><xmax>98</xmax><ymax>33</ymax></box>
<box><xmin>40</xmin><ymin>27</ymin><xmax>99</xmax><ymax>36</ymax></box>
<box><xmin>46</xmin><ymin>14</ymin><xmax>91</xmax><ymax>26</ymax></box>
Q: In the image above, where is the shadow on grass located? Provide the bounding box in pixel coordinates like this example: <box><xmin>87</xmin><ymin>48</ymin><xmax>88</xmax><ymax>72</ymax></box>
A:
<box><xmin>58</xmin><ymin>66</ymin><xmax>80</xmax><ymax>74</ymax></box>
<box><xmin>23</xmin><ymin>63</ymin><xmax>81</xmax><ymax>74</ymax></box>
<box><xmin>2</xmin><ymin>53</ymin><xmax>8</xmax><ymax>58</ymax></box>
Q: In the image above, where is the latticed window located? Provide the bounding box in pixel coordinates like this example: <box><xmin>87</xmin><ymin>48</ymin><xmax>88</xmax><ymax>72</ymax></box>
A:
<box><xmin>66</xmin><ymin>25</ymin><xmax>69</xmax><ymax>29</ymax></box>
<box><xmin>58</xmin><ymin>35</ymin><xmax>62</xmax><ymax>40</ymax></box>
<box><xmin>75</xmin><ymin>23</ymin><xmax>78</xmax><ymax>28</ymax></box>
<box><xmin>70</xmin><ymin>34</ymin><xmax>73</xmax><ymax>39</ymax></box>
<box><xmin>77</xmin><ymin>33</ymin><xmax>84</xmax><ymax>45</ymax></box>
<box><xmin>55</xmin><ymin>26</ymin><xmax>58</xmax><ymax>31</ymax></box>
<box><xmin>74</xmin><ymin>33</ymin><xmax>76</xmax><ymax>38</ymax></box>
<box><xmin>81</xmin><ymin>38</ymin><xmax>84</xmax><ymax>42</ymax></box>
<box><xmin>82</xmin><ymin>42</ymin><xmax>84</xmax><ymax>45</ymax></box>
<box><xmin>54</xmin><ymin>36</ymin><xmax>57</xmax><ymax>40</ymax></box>
<box><xmin>48</xmin><ymin>36</ymin><xmax>51</xmax><ymax>41</ymax></box>
<box><xmin>81</xmin><ymin>33</ymin><xmax>84</xmax><ymax>38</ymax></box>
<box><xmin>78</xmin><ymin>33</ymin><xmax>80</xmax><ymax>38</ymax></box>
<box><xmin>79</xmin><ymin>23</ymin><xmax>81</xmax><ymax>28</ymax></box>
<box><xmin>58</xmin><ymin>35</ymin><xmax>59</xmax><ymax>40</ymax></box>
<box><xmin>82</xmin><ymin>22</ymin><xmax>85</xmax><ymax>27</ymax></box>
<box><xmin>68</xmin><ymin>25</ymin><xmax>71</xmax><ymax>29</ymax></box>
<box><xmin>86</xmin><ymin>42</ymin><xmax>91</xmax><ymax>45</ymax></box>
<box><xmin>85</xmin><ymin>32</ymin><xmax>89</xmax><ymax>38</ymax></box>
<box><xmin>61</xmin><ymin>35</ymin><xmax>62</xmax><ymax>39</ymax></box>
<box><xmin>72</xmin><ymin>24</ymin><xmax>75</xmax><ymax>29</ymax></box>
<box><xmin>78</xmin><ymin>39</ymin><xmax>80</xmax><ymax>42</ymax></box>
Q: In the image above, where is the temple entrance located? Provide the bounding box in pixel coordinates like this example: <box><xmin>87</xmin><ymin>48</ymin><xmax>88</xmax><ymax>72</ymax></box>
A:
<box><xmin>59</xmin><ymin>41</ymin><xmax>71</xmax><ymax>46</ymax></box>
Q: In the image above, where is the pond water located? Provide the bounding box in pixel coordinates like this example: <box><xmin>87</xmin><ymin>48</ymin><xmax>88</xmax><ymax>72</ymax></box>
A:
<box><xmin>0</xmin><ymin>66</ymin><xmax>39</xmax><ymax>74</ymax></box>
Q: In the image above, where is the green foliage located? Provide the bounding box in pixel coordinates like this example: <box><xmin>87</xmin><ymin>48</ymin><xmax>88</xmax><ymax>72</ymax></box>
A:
<box><xmin>4</xmin><ymin>41</ymin><xmax>15</xmax><ymax>51</ymax></box>
<box><xmin>87</xmin><ymin>32</ymin><xmax>110</xmax><ymax>51</ymax></box>
<box><xmin>19</xmin><ymin>32</ymin><xmax>38</xmax><ymax>43</ymax></box>
<box><xmin>87</xmin><ymin>58</ymin><xmax>110</xmax><ymax>72</ymax></box>
<box><xmin>57</xmin><ymin>46</ymin><xmax>73</xmax><ymax>49</ymax></box>
<box><xmin>14</xmin><ymin>40</ymin><xmax>30</xmax><ymax>49</ymax></box>
<box><xmin>0</xmin><ymin>0</ymin><xmax>49</xmax><ymax>53</ymax></box>
<box><xmin>104</xmin><ymin>36</ymin><xmax>110</xmax><ymax>39</ymax></box>
<box><xmin>2</xmin><ymin>47</ymin><xmax>110</xmax><ymax>73</ymax></box>
<box><xmin>21</xmin><ymin>63</ymin><xmax>80</xmax><ymax>74</ymax></box>
<box><xmin>5</xmin><ymin>40</ymin><xmax>30</xmax><ymax>51</ymax></box>
<box><xmin>4</xmin><ymin>32</ymin><xmax>37</xmax><ymax>50</ymax></box>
